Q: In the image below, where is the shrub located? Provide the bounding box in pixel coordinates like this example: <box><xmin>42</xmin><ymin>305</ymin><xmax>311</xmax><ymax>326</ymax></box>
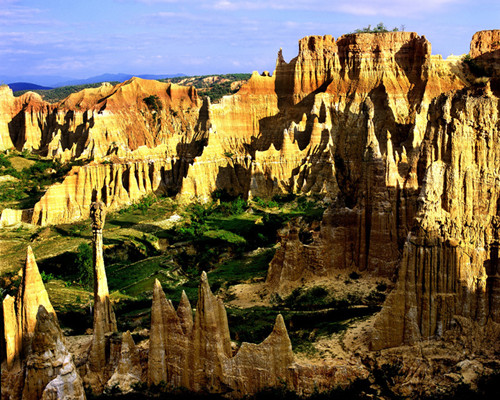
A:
<box><xmin>40</xmin><ymin>271</ymin><xmax>54</xmax><ymax>283</ymax></box>
<box><xmin>353</xmin><ymin>22</ymin><xmax>400</xmax><ymax>33</ymax></box>
<box><xmin>75</xmin><ymin>243</ymin><xmax>93</xmax><ymax>288</ymax></box>
<box><xmin>143</xmin><ymin>95</ymin><xmax>162</xmax><ymax>113</ymax></box>
<box><xmin>463</xmin><ymin>54</ymin><xmax>489</xmax><ymax>77</ymax></box>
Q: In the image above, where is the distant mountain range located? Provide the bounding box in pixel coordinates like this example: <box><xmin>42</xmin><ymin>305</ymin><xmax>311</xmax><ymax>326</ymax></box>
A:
<box><xmin>1</xmin><ymin>73</ymin><xmax>186</xmax><ymax>88</ymax></box>
<box><xmin>7</xmin><ymin>82</ymin><xmax>54</xmax><ymax>92</ymax></box>
<box><xmin>54</xmin><ymin>73</ymin><xmax>186</xmax><ymax>87</ymax></box>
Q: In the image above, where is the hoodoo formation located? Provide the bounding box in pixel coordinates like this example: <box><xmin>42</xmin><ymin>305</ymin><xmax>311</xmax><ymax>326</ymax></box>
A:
<box><xmin>1</xmin><ymin>29</ymin><xmax>500</xmax><ymax>399</ymax></box>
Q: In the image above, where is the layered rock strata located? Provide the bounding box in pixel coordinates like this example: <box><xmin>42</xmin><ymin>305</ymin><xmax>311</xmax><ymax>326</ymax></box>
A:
<box><xmin>265</xmin><ymin>31</ymin><xmax>477</xmax><ymax>292</ymax></box>
<box><xmin>2</xmin><ymin>31</ymin><xmax>469</xmax><ymax>227</ymax></box>
<box><xmin>1</xmin><ymin>79</ymin><xmax>200</xmax><ymax>157</ymax></box>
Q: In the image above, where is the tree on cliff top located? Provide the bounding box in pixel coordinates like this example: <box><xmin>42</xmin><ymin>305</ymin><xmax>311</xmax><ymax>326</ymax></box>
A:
<box><xmin>353</xmin><ymin>22</ymin><xmax>401</xmax><ymax>33</ymax></box>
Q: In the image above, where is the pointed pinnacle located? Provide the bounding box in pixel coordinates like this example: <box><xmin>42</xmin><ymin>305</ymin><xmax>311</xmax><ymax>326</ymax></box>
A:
<box><xmin>274</xmin><ymin>314</ymin><xmax>288</xmax><ymax>334</ymax></box>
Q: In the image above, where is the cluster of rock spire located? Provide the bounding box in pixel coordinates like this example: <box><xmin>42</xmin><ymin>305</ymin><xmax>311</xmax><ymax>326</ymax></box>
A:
<box><xmin>2</xmin><ymin>202</ymin><xmax>315</xmax><ymax>400</ymax></box>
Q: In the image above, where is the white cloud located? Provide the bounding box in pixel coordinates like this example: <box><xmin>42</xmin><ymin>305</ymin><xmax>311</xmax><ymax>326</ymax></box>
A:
<box><xmin>210</xmin><ymin>0</ymin><xmax>460</xmax><ymax>16</ymax></box>
<box><xmin>0</xmin><ymin>48</ymin><xmax>43</xmax><ymax>55</ymax></box>
<box><xmin>0</xmin><ymin>5</ymin><xmax>63</xmax><ymax>26</ymax></box>
<box><xmin>145</xmin><ymin>11</ymin><xmax>208</xmax><ymax>21</ymax></box>
<box><xmin>134</xmin><ymin>0</ymin><xmax>180</xmax><ymax>3</ymax></box>
<box><xmin>337</xmin><ymin>0</ymin><xmax>459</xmax><ymax>17</ymax></box>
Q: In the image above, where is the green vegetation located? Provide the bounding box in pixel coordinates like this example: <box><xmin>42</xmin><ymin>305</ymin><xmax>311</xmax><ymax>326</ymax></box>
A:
<box><xmin>462</xmin><ymin>54</ymin><xmax>490</xmax><ymax>78</ymax></box>
<box><xmin>13</xmin><ymin>82</ymin><xmax>120</xmax><ymax>103</ymax></box>
<box><xmin>352</xmin><ymin>22</ymin><xmax>401</xmax><ymax>33</ymax></box>
<box><xmin>1</xmin><ymin>191</ymin><xmax>355</xmax><ymax>356</ymax></box>
<box><xmin>143</xmin><ymin>95</ymin><xmax>163</xmax><ymax>113</ymax></box>
<box><xmin>0</xmin><ymin>152</ymin><xmax>84</xmax><ymax>208</ymax></box>
<box><xmin>75</xmin><ymin>243</ymin><xmax>93</xmax><ymax>288</ymax></box>
<box><xmin>162</xmin><ymin>73</ymin><xmax>252</xmax><ymax>103</ymax></box>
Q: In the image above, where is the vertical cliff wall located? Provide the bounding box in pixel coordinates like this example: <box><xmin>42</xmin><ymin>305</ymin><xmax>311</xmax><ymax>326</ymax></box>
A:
<box><xmin>371</xmin><ymin>83</ymin><xmax>500</xmax><ymax>349</ymax></box>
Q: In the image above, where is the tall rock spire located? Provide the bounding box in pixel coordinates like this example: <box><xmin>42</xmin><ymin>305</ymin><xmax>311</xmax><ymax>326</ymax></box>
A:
<box><xmin>88</xmin><ymin>201</ymin><xmax>117</xmax><ymax>381</ymax></box>
<box><xmin>2</xmin><ymin>246</ymin><xmax>56</xmax><ymax>366</ymax></box>
<box><xmin>90</xmin><ymin>200</ymin><xmax>115</xmax><ymax>320</ymax></box>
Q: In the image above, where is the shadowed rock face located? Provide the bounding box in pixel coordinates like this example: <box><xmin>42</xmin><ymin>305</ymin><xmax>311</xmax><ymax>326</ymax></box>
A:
<box><xmin>470</xmin><ymin>30</ymin><xmax>500</xmax><ymax>77</ymax></box>
<box><xmin>2</xmin><ymin>247</ymin><xmax>56</xmax><ymax>370</ymax></box>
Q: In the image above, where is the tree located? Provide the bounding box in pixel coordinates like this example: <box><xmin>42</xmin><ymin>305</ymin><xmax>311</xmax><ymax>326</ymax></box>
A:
<box><xmin>75</xmin><ymin>243</ymin><xmax>93</xmax><ymax>288</ymax></box>
<box><xmin>353</xmin><ymin>22</ymin><xmax>399</xmax><ymax>33</ymax></box>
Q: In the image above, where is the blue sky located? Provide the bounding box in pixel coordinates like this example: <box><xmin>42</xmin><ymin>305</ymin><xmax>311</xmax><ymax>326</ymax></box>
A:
<box><xmin>0</xmin><ymin>0</ymin><xmax>498</xmax><ymax>80</ymax></box>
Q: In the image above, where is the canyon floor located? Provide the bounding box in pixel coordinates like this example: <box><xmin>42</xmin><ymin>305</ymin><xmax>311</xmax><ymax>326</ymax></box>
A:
<box><xmin>1</xmin><ymin>187</ymin><xmax>385</xmax><ymax>359</ymax></box>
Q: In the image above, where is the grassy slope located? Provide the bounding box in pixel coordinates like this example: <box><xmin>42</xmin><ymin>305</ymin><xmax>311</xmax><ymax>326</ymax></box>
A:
<box><xmin>0</xmin><ymin>194</ymin><xmax>386</xmax><ymax>353</ymax></box>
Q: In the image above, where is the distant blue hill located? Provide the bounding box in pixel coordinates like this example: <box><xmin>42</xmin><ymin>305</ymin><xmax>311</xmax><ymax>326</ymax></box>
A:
<box><xmin>8</xmin><ymin>82</ymin><xmax>53</xmax><ymax>91</ymax></box>
<box><xmin>0</xmin><ymin>73</ymin><xmax>186</xmax><ymax>88</ymax></box>
<box><xmin>55</xmin><ymin>73</ymin><xmax>186</xmax><ymax>87</ymax></box>
<box><xmin>0</xmin><ymin>75</ymin><xmax>74</xmax><ymax>87</ymax></box>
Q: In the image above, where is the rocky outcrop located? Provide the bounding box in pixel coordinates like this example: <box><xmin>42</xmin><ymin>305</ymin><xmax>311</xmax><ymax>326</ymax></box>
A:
<box><xmin>2</xmin><ymin>247</ymin><xmax>56</xmax><ymax>367</ymax></box>
<box><xmin>146</xmin><ymin>274</ymin><xmax>295</xmax><ymax>395</ymax></box>
<box><xmin>22</xmin><ymin>306</ymin><xmax>85</xmax><ymax>400</ymax></box>
<box><xmin>265</xmin><ymin>31</ymin><xmax>473</xmax><ymax>293</ymax></box>
<box><xmin>1</xmin><ymin>249</ymin><xmax>85</xmax><ymax>400</ymax></box>
<box><xmin>10</xmin><ymin>31</ymin><xmax>468</xmax><ymax>227</ymax></box>
<box><xmin>371</xmin><ymin>79</ymin><xmax>500</xmax><ymax>349</ymax></box>
<box><xmin>470</xmin><ymin>30</ymin><xmax>500</xmax><ymax>77</ymax></box>
<box><xmin>145</xmin><ymin>273</ymin><xmax>366</xmax><ymax>396</ymax></box>
<box><xmin>2</xmin><ymin>78</ymin><xmax>201</xmax><ymax>158</ymax></box>
<box><xmin>105</xmin><ymin>331</ymin><xmax>141</xmax><ymax>393</ymax></box>
<box><xmin>0</xmin><ymin>86</ymin><xmax>55</xmax><ymax>152</ymax></box>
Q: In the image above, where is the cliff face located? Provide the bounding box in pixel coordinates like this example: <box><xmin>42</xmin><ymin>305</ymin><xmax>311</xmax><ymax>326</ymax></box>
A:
<box><xmin>265</xmin><ymin>31</ymin><xmax>472</xmax><ymax>292</ymax></box>
<box><xmin>1</xmin><ymin>79</ymin><xmax>201</xmax><ymax>159</ymax></box>
<box><xmin>371</xmin><ymin>84</ymin><xmax>500</xmax><ymax>349</ymax></box>
<box><xmin>265</xmin><ymin>31</ymin><xmax>500</xmax><ymax>352</ymax></box>
<box><xmin>16</xmin><ymin>31</ymin><xmax>469</xmax><ymax>227</ymax></box>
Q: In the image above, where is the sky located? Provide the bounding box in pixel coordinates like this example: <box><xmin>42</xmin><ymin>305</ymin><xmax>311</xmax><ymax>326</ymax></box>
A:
<box><xmin>0</xmin><ymin>0</ymin><xmax>498</xmax><ymax>82</ymax></box>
